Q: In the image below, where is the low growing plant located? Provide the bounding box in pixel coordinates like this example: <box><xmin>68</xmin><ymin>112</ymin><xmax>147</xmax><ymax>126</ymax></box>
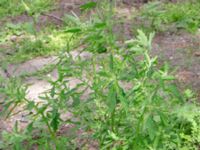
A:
<box><xmin>0</xmin><ymin>0</ymin><xmax>54</xmax><ymax>19</ymax></box>
<box><xmin>139</xmin><ymin>0</ymin><xmax>200</xmax><ymax>33</ymax></box>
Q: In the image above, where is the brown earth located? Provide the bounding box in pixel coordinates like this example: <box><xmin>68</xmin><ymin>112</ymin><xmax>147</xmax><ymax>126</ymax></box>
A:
<box><xmin>153</xmin><ymin>32</ymin><xmax>200</xmax><ymax>95</ymax></box>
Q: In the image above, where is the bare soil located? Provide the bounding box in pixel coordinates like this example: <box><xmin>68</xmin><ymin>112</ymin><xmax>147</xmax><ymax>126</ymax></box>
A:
<box><xmin>153</xmin><ymin>32</ymin><xmax>200</xmax><ymax>95</ymax></box>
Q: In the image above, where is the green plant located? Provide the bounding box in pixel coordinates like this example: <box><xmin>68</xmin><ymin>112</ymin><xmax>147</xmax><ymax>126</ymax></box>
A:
<box><xmin>0</xmin><ymin>25</ymin><xmax>73</xmax><ymax>64</ymax></box>
<box><xmin>70</xmin><ymin>29</ymin><xmax>200</xmax><ymax>149</ymax></box>
<box><xmin>0</xmin><ymin>76</ymin><xmax>76</xmax><ymax>149</ymax></box>
<box><xmin>0</xmin><ymin>0</ymin><xmax>54</xmax><ymax>19</ymax></box>
<box><xmin>139</xmin><ymin>0</ymin><xmax>200</xmax><ymax>33</ymax></box>
<box><xmin>0</xmin><ymin>1</ymin><xmax>200</xmax><ymax>150</ymax></box>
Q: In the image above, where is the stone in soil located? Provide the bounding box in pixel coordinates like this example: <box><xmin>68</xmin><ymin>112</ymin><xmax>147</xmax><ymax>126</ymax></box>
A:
<box><xmin>7</xmin><ymin>56</ymin><xmax>58</xmax><ymax>77</ymax></box>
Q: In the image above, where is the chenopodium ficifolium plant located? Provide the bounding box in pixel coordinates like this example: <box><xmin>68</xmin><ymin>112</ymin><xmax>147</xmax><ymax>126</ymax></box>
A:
<box><xmin>0</xmin><ymin>31</ymin><xmax>199</xmax><ymax>149</ymax></box>
<box><xmin>64</xmin><ymin>29</ymin><xmax>200</xmax><ymax>149</ymax></box>
<box><xmin>0</xmin><ymin>76</ymin><xmax>76</xmax><ymax>149</ymax></box>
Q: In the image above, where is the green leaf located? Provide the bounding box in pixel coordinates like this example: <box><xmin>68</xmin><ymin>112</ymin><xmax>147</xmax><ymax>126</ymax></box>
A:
<box><xmin>109</xmin><ymin>54</ymin><xmax>114</xmax><ymax>71</ymax></box>
<box><xmin>184</xmin><ymin>89</ymin><xmax>194</xmax><ymax>99</ymax></box>
<box><xmin>50</xmin><ymin>85</ymin><xmax>55</xmax><ymax>97</ymax></box>
<box><xmin>167</xmin><ymin>84</ymin><xmax>183</xmax><ymax>102</ymax></box>
<box><xmin>157</xmin><ymin>111</ymin><xmax>168</xmax><ymax>126</ymax></box>
<box><xmin>108</xmin><ymin>130</ymin><xmax>119</xmax><ymax>141</ymax></box>
<box><xmin>118</xmin><ymin>86</ymin><xmax>128</xmax><ymax>109</ymax></box>
<box><xmin>162</xmin><ymin>75</ymin><xmax>175</xmax><ymax>80</ymax></box>
<box><xmin>27</xmin><ymin>101</ymin><xmax>35</xmax><ymax>110</ymax></box>
<box><xmin>26</xmin><ymin>122</ymin><xmax>33</xmax><ymax>133</ymax></box>
<box><xmin>145</xmin><ymin>115</ymin><xmax>157</xmax><ymax>141</ymax></box>
<box><xmin>107</xmin><ymin>85</ymin><xmax>116</xmax><ymax>112</ymax></box>
<box><xmin>50</xmin><ymin>109</ymin><xmax>60</xmax><ymax>132</ymax></box>
<box><xmin>24</xmin><ymin>22</ymin><xmax>36</xmax><ymax>35</ymax></box>
<box><xmin>148</xmin><ymin>32</ymin><xmax>155</xmax><ymax>50</ymax></box>
<box><xmin>80</xmin><ymin>2</ymin><xmax>97</xmax><ymax>11</ymax></box>
<box><xmin>94</xmin><ymin>22</ymin><xmax>106</xmax><ymax>29</ymax></box>
<box><xmin>21</xmin><ymin>0</ymin><xmax>31</xmax><ymax>13</ymax></box>
<box><xmin>38</xmin><ymin>105</ymin><xmax>48</xmax><ymax>114</ymax></box>
<box><xmin>97</xmin><ymin>44</ymin><xmax>107</xmax><ymax>53</ymax></box>
<box><xmin>72</xmin><ymin>96</ymin><xmax>80</xmax><ymax>107</ymax></box>
<box><xmin>137</xmin><ymin>30</ymin><xmax>148</xmax><ymax>48</ymax></box>
<box><xmin>98</xmin><ymin>71</ymin><xmax>111</xmax><ymax>78</ymax></box>
<box><xmin>65</xmin><ymin>28</ymin><xmax>81</xmax><ymax>33</ymax></box>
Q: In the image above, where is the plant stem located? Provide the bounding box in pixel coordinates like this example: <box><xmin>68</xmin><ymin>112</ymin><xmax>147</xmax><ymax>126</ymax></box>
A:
<box><xmin>111</xmin><ymin>108</ymin><xmax>116</xmax><ymax>132</ymax></box>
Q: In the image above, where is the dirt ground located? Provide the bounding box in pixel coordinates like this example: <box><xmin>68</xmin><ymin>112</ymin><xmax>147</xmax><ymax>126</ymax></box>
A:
<box><xmin>153</xmin><ymin>32</ymin><xmax>200</xmax><ymax>93</ymax></box>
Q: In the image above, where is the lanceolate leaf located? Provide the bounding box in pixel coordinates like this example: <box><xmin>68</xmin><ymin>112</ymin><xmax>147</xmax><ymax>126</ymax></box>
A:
<box><xmin>50</xmin><ymin>109</ymin><xmax>60</xmax><ymax>132</ymax></box>
<box><xmin>80</xmin><ymin>2</ymin><xmax>97</xmax><ymax>11</ymax></box>
<box><xmin>107</xmin><ymin>85</ymin><xmax>116</xmax><ymax>113</ymax></box>
<box><xmin>109</xmin><ymin>54</ymin><xmax>114</xmax><ymax>71</ymax></box>
<box><xmin>65</xmin><ymin>28</ymin><xmax>81</xmax><ymax>33</ymax></box>
<box><xmin>167</xmin><ymin>84</ymin><xmax>184</xmax><ymax>102</ymax></box>
<box><xmin>93</xmin><ymin>22</ymin><xmax>106</xmax><ymax>29</ymax></box>
<box><xmin>21</xmin><ymin>0</ymin><xmax>31</xmax><ymax>13</ymax></box>
<box><xmin>145</xmin><ymin>115</ymin><xmax>157</xmax><ymax>141</ymax></box>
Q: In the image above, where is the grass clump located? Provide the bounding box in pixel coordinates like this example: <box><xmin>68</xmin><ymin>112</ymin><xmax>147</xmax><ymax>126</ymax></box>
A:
<box><xmin>0</xmin><ymin>22</ymin><xmax>74</xmax><ymax>64</ymax></box>
<box><xmin>11</xmin><ymin>39</ymin><xmax>51</xmax><ymax>62</ymax></box>
<box><xmin>0</xmin><ymin>0</ymin><xmax>55</xmax><ymax>19</ymax></box>
<box><xmin>139</xmin><ymin>0</ymin><xmax>200</xmax><ymax>33</ymax></box>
